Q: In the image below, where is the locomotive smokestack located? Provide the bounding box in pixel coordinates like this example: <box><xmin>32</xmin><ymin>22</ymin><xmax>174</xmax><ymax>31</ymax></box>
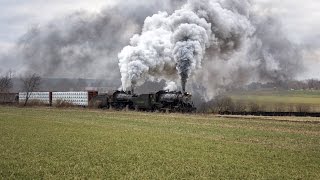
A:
<box><xmin>181</xmin><ymin>80</ymin><xmax>186</xmax><ymax>93</ymax></box>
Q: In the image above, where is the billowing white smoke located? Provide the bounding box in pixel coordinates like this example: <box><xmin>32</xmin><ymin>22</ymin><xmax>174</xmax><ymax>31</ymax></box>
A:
<box><xmin>165</xmin><ymin>81</ymin><xmax>178</xmax><ymax>91</ymax></box>
<box><xmin>118</xmin><ymin>2</ymin><xmax>212</xmax><ymax>91</ymax></box>
<box><xmin>118</xmin><ymin>12</ymin><xmax>176</xmax><ymax>90</ymax></box>
<box><xmin>171</xmin><ymin>19</ymin><xmax>211</xmax><ymax>92</ymax></box>
<box><xmin>118</xmin><ymin>0</ymin><xmax>303</xmax><ymax>98</ymax></box>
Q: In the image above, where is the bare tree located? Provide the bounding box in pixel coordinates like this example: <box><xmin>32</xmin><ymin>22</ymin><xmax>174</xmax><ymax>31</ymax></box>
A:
<box><xmin>273</xmin><ymin>103</ymin><xmax>286</xmax><ymax>112</ymax></box>
<box><xmin>0</xmin><ymin>71</ymin><xmax>13</xmax><ymax>93</ymax></box>
<box><xmin>213</xmin><ymin>95</ymin><xmax>235</xmax><ymax>113</ymax></box>
<box><xmin>234</xmin><ymin>100</ymin><xmax>247</xmax><ymax>112</ymax></box>
<box><xmin>296</xmin><ymin>104</ymin><xmax>311</xmax><ymax>113</ymax></box>
<box><xmin>21</xmin><ymin>73</ymin><xmax>41</xmax><ymax>106</ymax></box>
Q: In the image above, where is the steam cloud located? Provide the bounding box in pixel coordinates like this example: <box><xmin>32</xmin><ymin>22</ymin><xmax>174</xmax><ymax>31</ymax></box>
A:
<box><xmin>2</xmin><ymin>0</ymin><xmax>304</xmax><ymax>100</ymax></box>
<box><xmin>118</xmin><ymin>3</ymin><xmax>212</xmax><ymax>91</ymax></box>
<box><xmin>118</xmin><ymin>0</ymin><xmax>303</xmax><ymax>98</ymax></box>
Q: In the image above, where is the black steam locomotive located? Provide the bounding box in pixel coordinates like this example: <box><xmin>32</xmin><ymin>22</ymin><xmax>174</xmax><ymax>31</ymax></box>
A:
<box><xmin>91</xmin><ymin>90</ymin><xmax>196</xmax><ymax>113</ymax></box>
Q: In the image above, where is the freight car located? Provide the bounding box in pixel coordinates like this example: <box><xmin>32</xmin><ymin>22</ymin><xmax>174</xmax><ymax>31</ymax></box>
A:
<box><xmin>19</xmin><ymin>92</ymin><xmax>51</xmax><ymax>105</ymax></box>
<box><xmin>52</xmin><ymin>91</ymin><xmax>98</xmax><ymax>106</ymax></box>
<box><xmin>0</xmin><ymin>93</ymin><xmax>18</xmax><ymax>104</ymax></box>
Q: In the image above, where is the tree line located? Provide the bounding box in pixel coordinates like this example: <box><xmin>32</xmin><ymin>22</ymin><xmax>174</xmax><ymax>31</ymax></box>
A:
<box><xmin>232</xmin><ymin>79</ymin><xmax>320</xmax><ymax>91</ymax></box>
<box><xmin>197</xmin><ymin>95</ymin><xmax>314</xmax><ymax>114</ymax></box>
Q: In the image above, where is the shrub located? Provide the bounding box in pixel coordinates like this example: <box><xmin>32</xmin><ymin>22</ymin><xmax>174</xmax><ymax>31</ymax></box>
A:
<box><xmin>248</xmin><ymin>102</ymin><xmax>260</xmax><ymax>112</ymax></box>
<box><xmin>88</xmin><ymin>100</ymin><xmax>102</xmax><ymax>109</ymax></box>
<box><xmin>54</xmin><ymin>100</ymin><xmax>75</xmax><ymax>108</ymax></box>
<box><xmin>19</xmin><ymin>100</ymin><xmax>48</xmax><ymax>107</ymax></box>
<box><xmin>213</xmin><ymin>95</ymin><xmax>235</xmax><ymax>113</ymax></box>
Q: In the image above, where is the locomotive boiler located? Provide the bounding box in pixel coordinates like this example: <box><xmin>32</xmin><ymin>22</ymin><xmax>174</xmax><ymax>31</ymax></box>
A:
<box><xmin>156</xmin><ymin>90</ymin><xmax>196</xmax><ymax>112</ymax></box>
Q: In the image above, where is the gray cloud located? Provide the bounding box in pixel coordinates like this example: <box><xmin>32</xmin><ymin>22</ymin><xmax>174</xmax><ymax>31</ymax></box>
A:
<box><xmin>0</xmin><ymin>0</ymin><xmax>186</xmax><ymax>80</ymax></box>
<box><xmin>255</xmin><ymin>0</ymin><xmax>320</xmax><ymax>79</ymax></box>
<box><xmin>0</xmin><ymin>0</ymin><xmax>319</xmax><ymax>87</ymax></box>
<box><xmin>254</xmin><ymin>0</ymin><xmax>320</xmax><ymax>44</ymax></box>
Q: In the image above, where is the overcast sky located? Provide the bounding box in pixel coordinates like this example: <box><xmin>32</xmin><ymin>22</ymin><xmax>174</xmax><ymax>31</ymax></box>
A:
<box><xmin>254</xmin><ymin>0</ymin><xmax>320</xmax><ymax>78</ymax></box>
<box><xmin>0</xmin><ymin>0</ymin><xmax>319</xmax><ymax>78</ymax></box>
<box><xmin>0</xmin><ymin>0</ymin><xmax>113</xmax><ymax>50</ymax></box>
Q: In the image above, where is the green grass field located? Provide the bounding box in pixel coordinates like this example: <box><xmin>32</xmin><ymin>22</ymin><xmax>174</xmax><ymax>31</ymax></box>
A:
<box><xmin>228</xmin><ymin>90</ymin><xmax>320</xmax><ymax>112</ymax></box>
<box><xmin>1</xmin><ymin>106</ymin><xmax>320</xmax><ymax>179</ymax></box>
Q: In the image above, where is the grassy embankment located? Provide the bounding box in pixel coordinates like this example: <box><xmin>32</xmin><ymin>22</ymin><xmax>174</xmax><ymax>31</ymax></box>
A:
<box><xmin>228</xmin><ymin>90</ymin><xmax>320</xmax><ymax>112</ymax></box>
<box><xmin>0</xmin><ymin>106</ymin><xmax>319</xmax><ymax>179</ymax></box>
